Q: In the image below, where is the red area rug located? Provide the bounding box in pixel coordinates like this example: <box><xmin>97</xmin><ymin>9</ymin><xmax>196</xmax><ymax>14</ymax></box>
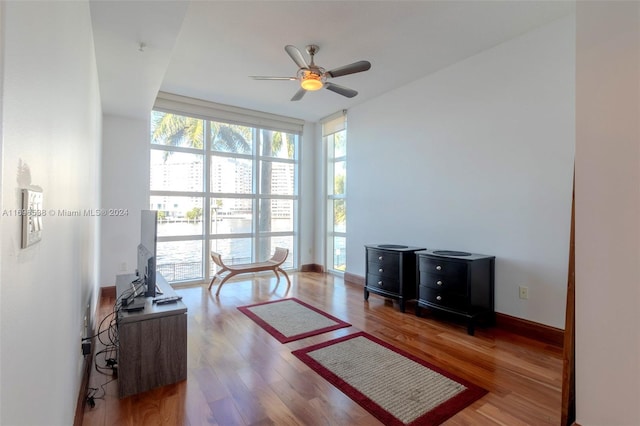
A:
<box><xmin>292</xmin><ymin>332</ymin><xmax>487</xmax><ymax>425</ymax></box>
<box><xmin>237</xmin><ymin>298</ymin><xmax>351</xmax><ymax>343</ymax></box>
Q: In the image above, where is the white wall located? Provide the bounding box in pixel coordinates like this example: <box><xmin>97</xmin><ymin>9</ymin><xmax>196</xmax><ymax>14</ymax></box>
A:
<box><xmin>575</xmin><ymin>2</ymin><xmax>640</xmax><ymax>424</ymax></box>
<box><xmin>347</xmin><ymin>16</ymin><xmax>575</xmax><ymax>329</ymax></box>
<box><xmin>100</xmin><ymin>114</ymin><xmax>149</xmax><ymax>285</ymax></box>
<box><xmin>299</xmin><ymin>121</ymin><xmax>317</xmax><ymax>266</ymax></box>
<box><xmin>0</xmin><ymin>1</ymin><xmax>102</xmax><ymax>425</ymax></box>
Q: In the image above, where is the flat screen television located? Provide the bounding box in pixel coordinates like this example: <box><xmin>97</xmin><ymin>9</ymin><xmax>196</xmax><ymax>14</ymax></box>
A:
<box><xmin>138</xmin><ymin>209</ymin><xmax>158</xmax><ymax>297</ymax></box>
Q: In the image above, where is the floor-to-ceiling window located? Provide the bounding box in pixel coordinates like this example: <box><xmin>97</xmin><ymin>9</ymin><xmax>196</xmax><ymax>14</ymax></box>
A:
<box><xmin>323</xmin><ymin>111</ymin><xmax>347</xmax><ymax>272</ymax></box>
<box><xmin>150</xmin><ymin>93</ymin><xmax>302</xmax><ymax>284</ymax></box>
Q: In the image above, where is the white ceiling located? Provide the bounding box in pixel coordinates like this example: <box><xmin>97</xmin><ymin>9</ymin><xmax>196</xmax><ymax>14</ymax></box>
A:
<box><xmin>90</xmin><ymin>1</ymin><xmax>575</xmax><ymax>123</ymax></box>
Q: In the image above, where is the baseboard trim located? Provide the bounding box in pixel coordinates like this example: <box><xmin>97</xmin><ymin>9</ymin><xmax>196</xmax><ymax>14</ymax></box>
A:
<box><xmin>300</xmin><ymin>264</ymin><xmax>325</xmax><ymax>273</ymax></box>
<box><xmin>344</xmin><ymin>272</ymin><xmax>365</xmax><ymax>287</ymax></box>
<box><xmin>343</xmin><ymin>272</ymin><xmax>563</xmax><ymax>348</ymax></box>
<box><xmin>495</xmin><ymin>312</ymin><xmax>564</xmax><ymax>348</ymax></box>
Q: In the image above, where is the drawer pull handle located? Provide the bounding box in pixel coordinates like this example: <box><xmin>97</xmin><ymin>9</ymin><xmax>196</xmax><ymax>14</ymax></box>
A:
<box><xmin>436</xmin><ymin>295</ymin><xmax>442</xmax><ymax>301</ymax></box>
<box><xmin>378</xmin><ymin>256</ymin><xmax>383</xmax><ymax>260</ymax></box>
<box><xmin>436</xmin><ymin>265</ymin><xmax>442</xmax><ymax>271</ymax></box>
<box><xmin>379</xmin><ymin>268</ymin><xmax>383</xmax><ymax>273</ymax></box>
<box><xmin>436</xmin><ymin>280</ymin><xmax>443</xmax><ymax>286</ymax></box>
<box><xmin>378</xmin><ymin>281</ymin><xmax>383</xmax><ymax>285</ymax></box>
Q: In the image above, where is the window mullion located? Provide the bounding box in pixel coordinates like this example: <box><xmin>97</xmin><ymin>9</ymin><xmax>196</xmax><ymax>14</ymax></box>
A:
<box><xmin>253</xmin><ymin>127</ymin><xmax>259</xmax><ymax>262</ymax></box>
<box><xmin>203</xmin><ymin>120</ymin><xmax>211</xmax><ymax>282</ymax></box>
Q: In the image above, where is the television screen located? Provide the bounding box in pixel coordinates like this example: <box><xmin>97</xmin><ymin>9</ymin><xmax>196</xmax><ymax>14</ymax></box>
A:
<box><xmin>139</xmin><ymin>210</ymin><xmax>158</xmax><ymax>297</ymax></box>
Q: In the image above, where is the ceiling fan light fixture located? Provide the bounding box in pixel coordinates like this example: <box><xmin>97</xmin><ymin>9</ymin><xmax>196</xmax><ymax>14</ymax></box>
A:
<box><xmin>253</xmin><ymin>44</ymin><xmax>370</xmax><ymax>101</ymax></box>
<box><xmin>301</xmin><ymin>77</ymin><xmax>323</xmax><ymax>91</ymax></box>
<box><xmin>299</xmin><ymin>70</ymin><xmax>324</xmax><ymax>91</ymax></box>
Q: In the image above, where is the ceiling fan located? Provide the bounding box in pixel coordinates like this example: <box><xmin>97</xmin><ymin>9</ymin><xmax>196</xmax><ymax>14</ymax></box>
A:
<box><xmin>250</xmin><ymin>44</ymin><xmax>371</xmax><ymax>101</ymax></box>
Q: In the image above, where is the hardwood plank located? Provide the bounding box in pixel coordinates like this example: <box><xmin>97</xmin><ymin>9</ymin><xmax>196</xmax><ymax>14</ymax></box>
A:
<box><xmin>83</xmin><ymin>272</ymin><xmax>562</xmax><ymax>425</ymax></box>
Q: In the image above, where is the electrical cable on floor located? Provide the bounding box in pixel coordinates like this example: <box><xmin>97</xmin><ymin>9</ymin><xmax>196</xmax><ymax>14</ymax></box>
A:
<box><xmin>86</xmin><ymin>296</ymin><xmax>123</xmax><ymax>409</ymax></box>
<box><xmin>86</xmin><ymin>377</ymin><xmax>116</xmax><ymax>408</ymax></box>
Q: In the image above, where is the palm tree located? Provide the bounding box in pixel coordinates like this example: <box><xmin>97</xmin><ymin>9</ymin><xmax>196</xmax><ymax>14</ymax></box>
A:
<box><xmin>259</xmin><ymin>130</ymin><xmax>274</xmax><ymax>260</ymax></box>
<box><xmin>151</xmin><ymin>111</ymin><xmax>204</xmax><ymax>148</ymax></box>
<box><xmin>334</xmin><ymin>174</ymin><xmax>346</xmax><ymax>226</ymax></box>
<box><xmin>211</xmin><ymin>123</ymin><xmax>252</xmax><ymax>154</ymax></box>
<box><xmin>257</xmin><ymin>130</ymin><xmax>295</xmax><ymax>260</ymax></box>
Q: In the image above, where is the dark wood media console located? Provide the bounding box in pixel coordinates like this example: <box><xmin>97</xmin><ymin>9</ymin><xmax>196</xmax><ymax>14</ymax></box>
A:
<box><xmin>116</xmin><ymin>273</ymin><xmax>187</xmax><ymax>398</ymax></box>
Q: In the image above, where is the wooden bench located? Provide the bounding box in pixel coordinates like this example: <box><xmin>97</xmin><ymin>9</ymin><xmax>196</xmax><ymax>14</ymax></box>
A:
<box><xmin>208</xmin><ymin>247</ymin><xmax>291</xmax><ymax>296</ymax></box>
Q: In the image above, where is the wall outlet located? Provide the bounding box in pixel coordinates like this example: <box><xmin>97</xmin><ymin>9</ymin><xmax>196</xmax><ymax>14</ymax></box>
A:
<box><xmin>120</xmin><ymin>262</ymin><xmax>127</xmax><ymax>271</ymax></box>
<box><xmin>82</xmin><ymin>340</ymin><xmax>91</xmax><ymax>356</ymax></box>
<box><xmin>519</xmin><ymin>286</ymin><xmax>529</xmax><ymax>300</ymax></box>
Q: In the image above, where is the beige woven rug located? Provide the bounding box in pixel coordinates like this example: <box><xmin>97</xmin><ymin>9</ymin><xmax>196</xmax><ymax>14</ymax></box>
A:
<box><xmin>292</xmin><ymin>332</ymin><xmax>487</xmax><ymax>425</ymax></box>
<box><xmin>238</xmin><ymin>298</ymin><xmax>351</xmax><ymax>343</ymax></box>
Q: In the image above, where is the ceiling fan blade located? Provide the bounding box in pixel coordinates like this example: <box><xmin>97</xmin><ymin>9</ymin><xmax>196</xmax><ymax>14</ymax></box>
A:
<box><xmin>285</xmin><ymin>45</ymin><xmax>309</xmax><ymax>69</ymax></box>
<box><xmin>250</xmin><ymin>76</ymin><xmax>297</xmax><ymax>80</ymax></box>
<box><xmin>290</xmin><ymin>88</ymin><xmax>306</xmax><ymax>101</ymax></box>
<box><xmin>324</xmin><ymin>82</ymin><xmax>358</xmax><ymax>98</ymax></box>
<box><xmin>327</xmin><ymin>60</ymin><xmax>371</xmax><ymax>78</ymax></box>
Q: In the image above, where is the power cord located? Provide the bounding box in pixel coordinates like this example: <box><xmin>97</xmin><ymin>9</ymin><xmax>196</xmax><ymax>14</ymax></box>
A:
<box><xmin>86</xmin><ymin>378</ymin><xmax>115</xmax><ymax>408</ymax></box>
<box><xmin>86</xmin><ymin>394</ymin><xmax>95</xmax><ymax>408</ymax></box>
<box><xmin>86</xmin><ymin>298</ymin><xmax>122</xmax><ymax>409</ymax></box>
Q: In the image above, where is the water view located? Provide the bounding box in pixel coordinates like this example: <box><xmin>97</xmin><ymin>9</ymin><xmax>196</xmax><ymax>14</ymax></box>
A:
<box><xmin>155</xmin><ymin>219</ymin><xmax>294</xmax><ymax>282</ymax></box>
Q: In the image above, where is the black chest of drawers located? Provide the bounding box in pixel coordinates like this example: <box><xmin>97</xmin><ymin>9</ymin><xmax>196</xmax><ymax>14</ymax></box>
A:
<box><xmin>364</xmin><ymin>244</ymin><xmax>425</xmax><ymax>312</ymax></box>
<box><xmin>415</xmin><ymin>249</ymin><xmax>495</xmax><ymax>335</ymax></box>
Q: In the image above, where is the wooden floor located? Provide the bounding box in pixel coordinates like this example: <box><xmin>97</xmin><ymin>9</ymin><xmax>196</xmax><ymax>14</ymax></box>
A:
<box><xmin>82</xmin><ymin>272</ymin><xmax>563</xmax><ymax>425</ymax></box>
